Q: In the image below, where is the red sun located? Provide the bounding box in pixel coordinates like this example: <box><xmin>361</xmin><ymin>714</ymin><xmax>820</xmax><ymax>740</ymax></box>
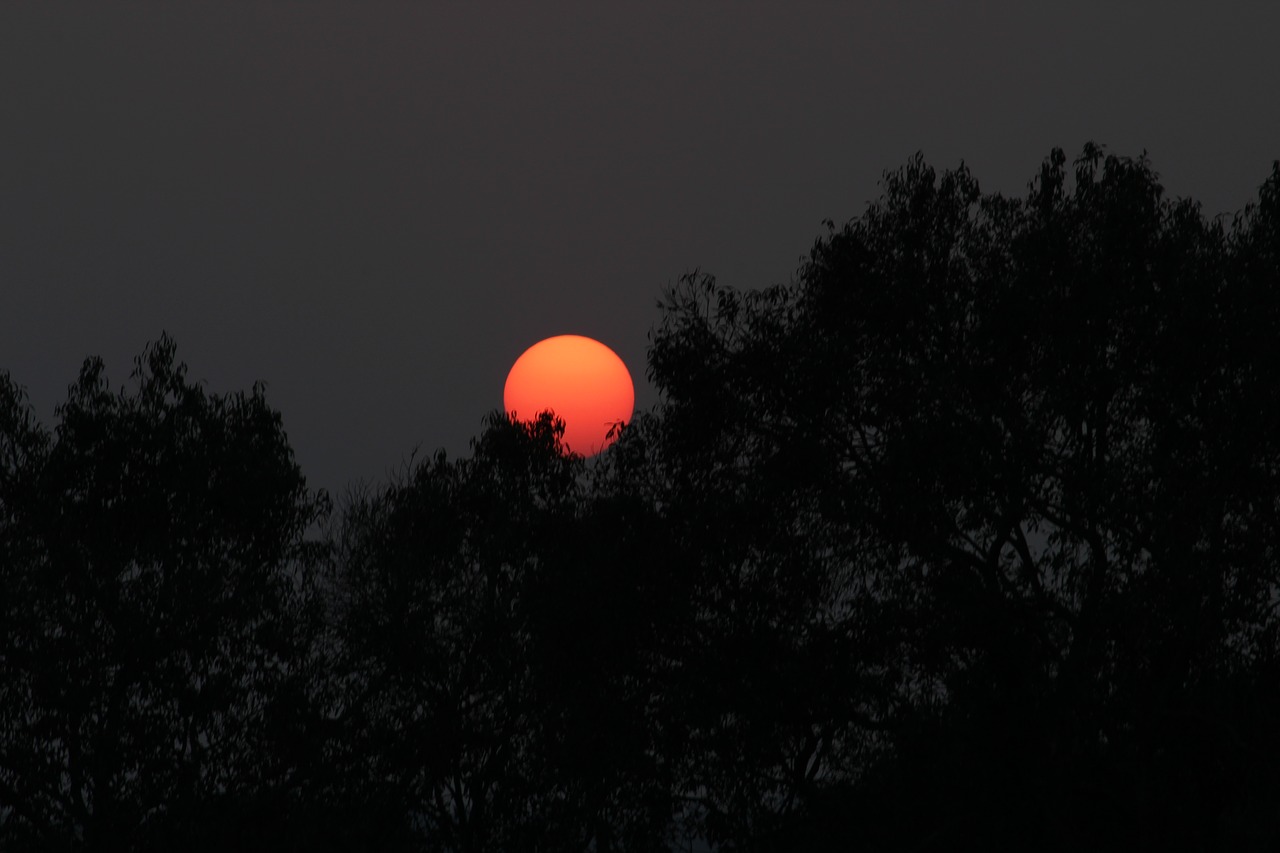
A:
<box><xmin>503</xmin><ymin>335</ymin><xmax>635</xmax><ymax>456</ymax></box>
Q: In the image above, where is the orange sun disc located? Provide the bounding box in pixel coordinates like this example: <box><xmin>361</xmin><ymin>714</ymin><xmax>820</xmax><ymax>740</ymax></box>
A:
<box><xmin>503</xmin><ymin>335</ymin><xmax>635</xmax><ymax>456</ymax></box>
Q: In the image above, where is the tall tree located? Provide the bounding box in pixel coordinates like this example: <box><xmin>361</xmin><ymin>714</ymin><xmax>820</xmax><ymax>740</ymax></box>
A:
<box><xmin>324</xmin><ymin>411</ymin><xmax>683</xmax><ymax>852</ymax></box>
<box><xmin>630</xmin><ymin>145</ymin><xmax>1280</xmax><ymax>850</ymax></box>
<box><xmin>0</xmin><ymin>335</ymin><xmax>329</xmax><ymax>850</ymax></box>
<box><xmin>7</xmin><ymin>145</ymin><xmax>1276</xmax><ymax>852</ymax></box>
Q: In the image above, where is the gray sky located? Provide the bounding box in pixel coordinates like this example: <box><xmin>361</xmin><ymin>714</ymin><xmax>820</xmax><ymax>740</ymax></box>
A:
<box><xmin>2</xmin><ymin>1</ymin><xmax>1277</xmax><ymax>502</ymax></box>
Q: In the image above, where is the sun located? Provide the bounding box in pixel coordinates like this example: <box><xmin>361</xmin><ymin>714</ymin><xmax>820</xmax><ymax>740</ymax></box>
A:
<box><xmin>503</xmin><ymin>335</ymin><xmax>635</xmax><ymax>456</ymax></box>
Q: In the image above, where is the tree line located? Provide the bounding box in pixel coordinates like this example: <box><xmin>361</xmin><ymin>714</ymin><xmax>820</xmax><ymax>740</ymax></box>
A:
<box><xmin>3</xmin><ymin>144</ymin><xmax>1280</xmax><ymax>851</ymax></box>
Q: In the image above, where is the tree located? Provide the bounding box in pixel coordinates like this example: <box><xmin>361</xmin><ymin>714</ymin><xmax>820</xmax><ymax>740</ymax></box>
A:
<box><xmin>0</xmin><ymin>335</ymin><xmax>330</xmax><ymax>850</ymax></box>
<box><xmin>323</xmin><ymin>411</ymin><xmax>684</xmax><ymax>852</ymax></box>
<box><xmin>625</xmin><ymin>145</ymin><xmax>1280</xmax><ymax>850</ymax></box>
<box><xmin>8</xmin><ymin>143</ymin><xmax>1276</xmax><ymax>852</ymax></box>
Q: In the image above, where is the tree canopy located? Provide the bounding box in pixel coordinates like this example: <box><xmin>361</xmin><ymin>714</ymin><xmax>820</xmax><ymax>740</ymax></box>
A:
<box><xmin>0</xmin><ymin>336</ymin><xmax>329</xmax><ymax>850</ymax></box>
<box><xmin>3</xmin><ymin>145</ymin><xmax>1279</xmax><ymax>851</ymax></box>
<box><xmin>635</xmin><ymin>145</ymin><xmax>1280</xmax><ymax>850</ymax></box>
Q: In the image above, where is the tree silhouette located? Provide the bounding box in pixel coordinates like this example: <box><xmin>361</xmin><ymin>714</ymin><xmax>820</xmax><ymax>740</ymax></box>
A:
<box><xmin>0</xmin><ymin>335</ymin><xmax>329</xmax><ymax>850</ymax></box>
<box><xmin>4</xmin><ymin>145</ymin><xmax>1279</xmax><ymax>852</ymax></box>
<box><xmin>625</xmin><ymin>144</ymin><xmax>1280</xmax><ymax>850</ymax></box>
<box><xmin>323</xmin><ymin>411</ymin><xmax>684</xmax><ymax>851</ymax></box>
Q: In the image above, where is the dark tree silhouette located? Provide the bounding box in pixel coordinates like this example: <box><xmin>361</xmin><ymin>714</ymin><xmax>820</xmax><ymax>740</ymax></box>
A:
<box><xmin>0</xmin><ymin>335</ymin><xmax>330</xmax><ymax>850</ymax></box>
<box><xmin>4</xmin><ymin>145</ymin><xmax>1279</xmax><ymax>852</ymax></box>
<box><xmin>621</xmin><ymin>145</ymin><xmax>1280</xmax><ymax>851</ymax></box>
<box><xmin>322</xmin><ymin>412</ymin><xmax>684</xmax><ymax>852</ymax></box>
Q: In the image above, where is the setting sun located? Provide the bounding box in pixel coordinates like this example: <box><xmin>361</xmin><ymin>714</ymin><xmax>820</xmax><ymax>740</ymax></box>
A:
<box><xmin>503</xmin><ymin>335</ymin><xmax>635</xmax><ymax>456</ymax></box>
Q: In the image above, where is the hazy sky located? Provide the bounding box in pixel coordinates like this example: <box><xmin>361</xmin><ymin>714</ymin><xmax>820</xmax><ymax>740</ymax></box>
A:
<box><xmin>2</xmin><ymin>1</ymin><xmax>1277</xmax><ymax>502</ymax></box>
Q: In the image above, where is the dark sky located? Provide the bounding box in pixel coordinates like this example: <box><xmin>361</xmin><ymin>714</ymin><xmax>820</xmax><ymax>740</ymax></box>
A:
<box><xmin>3</xmin><ymin>1</ymin><xmax>1277</xmax><ymax>502</ymax></box>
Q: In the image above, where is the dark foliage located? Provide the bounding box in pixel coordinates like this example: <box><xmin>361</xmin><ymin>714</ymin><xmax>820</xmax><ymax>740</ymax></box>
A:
<box><xmin>3</xmin><ymin>145</ymin><xmax>1279</xmax><ymax>851</ymax></box>
<box><xmin>636</xmin><ymin>145</ymin><xmax>1280</xmax><ymax>851</ymax></box>
<box><xmin>0</xmin><ymin>335</ymin><xmax>331</xmax><ymax>850</ymax></box>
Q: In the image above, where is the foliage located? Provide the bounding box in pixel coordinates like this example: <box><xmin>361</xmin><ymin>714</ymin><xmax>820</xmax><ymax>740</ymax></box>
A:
<box><xmin>0</xmin><ymin>335</ymin><xmax>329</xmax><ymax>850</ymax></box>
<box><xmin>4</xmin><ymin>146</ymin><xmax>1280</xmax><ymax>851</ymax></box>
<box><xmin>631</xmin><ymin>145</ymin><xmax>1280</xmax><ymax>850</ymax></box>
<box><xmin>322</xmin><ymin>411</ymin><xmax>683</xmax><ymax>852</ymax></box>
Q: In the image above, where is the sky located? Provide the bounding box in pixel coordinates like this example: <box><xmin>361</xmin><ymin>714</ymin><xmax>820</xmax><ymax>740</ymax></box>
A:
<box><xmin>2</xmin><ymin>1</ymin><xmax>1278</xmax><ymax>504</ymax></box>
